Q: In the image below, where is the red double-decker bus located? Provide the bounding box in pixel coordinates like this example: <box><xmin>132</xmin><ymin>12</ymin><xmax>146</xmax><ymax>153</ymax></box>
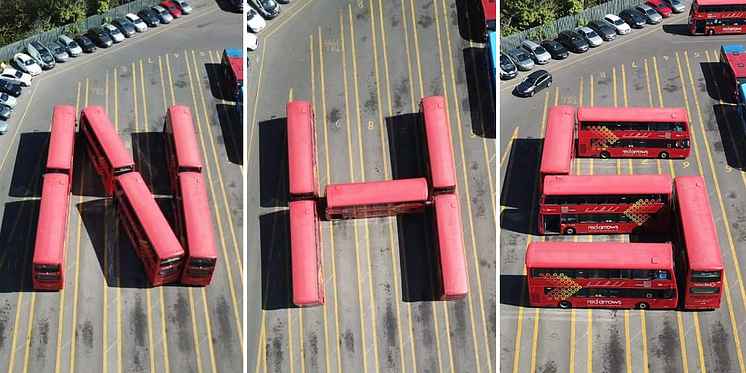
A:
<box><xmin>420</xmin><ymin>96</ymin><xmax>456</xmax><ymax>195</ymax></box>
<box><xmin>289</xmin><ymin>199</ymin><xmax>324</xmax><ymax>307</ymax></box>
<box><xmin>432</xmin><ymin>193</ymin><xmax>469</xmax><ymax>300</ymax></box>
<box><xmin>33</xmin><ymin>173</ymin><xmax>70</xmax><ymax>290</ymax></box>
<box><xmin>538</xmin><ymin>174</ymin><xmax>673</xmax><ymax>235</ymax></box>
<box><xmin>287</xmin><ymin>101</ymin><xmax>319</xmax><ymax>200</ymax></box>
<box><xmin>576</xmin><ymin>107</ymin><xmax>691</xmax><ymax>159</ymax></box>
<box><xmin>164</xmin><ymin>106</ymin><xmax>202</xmax><ymax>186</ymax></box>
<box><xmin>80</xmin><ymin>106</ymin><xmax>135</xmax><ymax>195</ymax></box>
<box><xmin>114</xmin><ymin>172</ymin><xmax>184</xmax><ymax>286</ymax></box>
<box><xmin>526</xmin><ymin>241</ymin><xmax>679</xmax><ymax>309</ymax></box>
<box><xmin>539</xmin><ymin>106</ymin><xmax>575</xmax><ymax>192</ymax></box>
<box><xmin>46</xmin><ymin>105</ymin><xmax>76</xmax><ymax>180</ymax></box>
<box><xmin>477</xmin><ymin>0</ymin><xmax>496</xmax><ymax>40</ymax></box>
<box><xmin>688</xmin><ymin>0</ymin><xmax>746</xmax><ymax>35</ymax></box>
<box><xmin>175</xmin><ymin>172</ymin><xmax>218</xmax><ymax>285</ymax></box>
<box><xmin>325</xmin><ymin>178</ymin><xmax>429</xmax><ymax>220</ymax></box>
<box><xmin>719</xmin><ymin>44</ymin><xmax>746</xmax><ymax>100</ymax></box>
<box><xmin>673</xmin><ymin>176</ymin><xmax>724</xmax><ymax>310</ymax></box>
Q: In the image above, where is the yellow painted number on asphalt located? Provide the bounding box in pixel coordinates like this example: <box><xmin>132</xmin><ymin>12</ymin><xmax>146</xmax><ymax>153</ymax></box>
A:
<box><xmin>358</xmin><ymin>0</ymin><xmax>364</xmax><ymax>8</ymax></box>
<box><xmin>174</xmin><ymin>53</ymin><xmax>179</xmax><ymax>58</ymax></box>
<box><xmin>693</xmin><ymin>52</ymin><xmax>700</xmax><ymax>58</ymax></box>
<box><xmin>663</xmin><ymin>55</ymin><xmax>669</xmax><ymax>60</ymax></box>
<box><xmin>148</xmin><ymin>57</ymin><xmax>153</xmax><ymax>64</ymax></box>
<box><xmin>92</xmin><ymin>87</ymin><xmax>104</xmax><ymax>96</ymax></box>
<box><xmin>200</xmin><ymin>51</ymin><xmax>206</xmax><ymax>56</ymax></box>
<box><xmin>631</xmin><ymin>62</ymin><xmax>638</xmax><ymax>68</ymax></box>
<box><xmin>683</xmin><ymin>161</ymin><xmax>690</xmax><ymax>168</ymax></box>
<box><xmin>562</xmin><ymin>95</ymin><xmax>578</xmax><ymax>104</ymax></box>
<box><xmin>125</xmin><ymin>141</ymin><xmax>131</xmax><ymax>149</ymax></box>
<box><xmin>726</xmin><ymin>165</ymin><xmax>733</xmax><ymax>172</ymax></box>
<box><xmin>121</xmin><ymin>66</ymin><xmax>127</xmax><ymax>72</ymax></box>
<box><xmin>324</xmin><ymin>39</ymin><xmax>341</xmax><ymax>52</ymax></box>
<box><xmin>367</xmin><ymin>121</ymin><xmax>374</xmax><ymax>131</ymax></box>
<box><xmin>599</xmin><ymin>71</ymin><xmax>606</xmax><ymax>79</ymax></box>
<box><xmin>642</xmin><ymin>159</ymin><xmax>649</xmax><ymax>165</ymax></box>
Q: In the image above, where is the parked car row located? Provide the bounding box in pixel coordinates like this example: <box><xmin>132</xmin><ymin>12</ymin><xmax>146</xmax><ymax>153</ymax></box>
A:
<box><xmin>0</xmin><ymin>1</ymin><xmax>193</xmax><ymax>134</ymax></box>
<box><xmin>247</xmin><ymin>0</ymin><xmax>292</xmax><ymax>51</ymax></box>
<box><xmin>503</xmin><ymin>0</ymin><xmax>685</xmax><ymax>97</ymax></box>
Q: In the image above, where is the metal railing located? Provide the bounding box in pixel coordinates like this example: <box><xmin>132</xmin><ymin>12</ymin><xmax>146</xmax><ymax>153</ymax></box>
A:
<box><xmin>0</xmin><ymin>0</ymin><xmax>160</xmax><ymax>62</ymax></box>
<box><xmin>500</xmin><ymin>0</ymin><xmax>643</xmax><ymax>51</ymax></box>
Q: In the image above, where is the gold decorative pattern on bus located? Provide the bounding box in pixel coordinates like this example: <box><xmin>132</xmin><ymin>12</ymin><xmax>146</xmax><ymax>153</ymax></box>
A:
<box><xmin>623</xmin><ymin>199</ymin><xmax>659</xmax><ymax>226</ymax></box>
<box><xmin>588</xmin><ymin>125</ymin><xmax>619</xmax><ymax>150</ymax></box>
<box><xmin>540</xmin><ymin>273</ymin><xmax>582</xmax><ymax>300</ymax></box>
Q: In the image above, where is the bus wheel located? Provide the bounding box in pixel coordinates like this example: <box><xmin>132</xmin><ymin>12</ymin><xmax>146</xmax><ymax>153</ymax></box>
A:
<box><xmin>707</xmin><ymin>29</ymin><xmax>715</xmax><ymax>36</ymax></box>
<box><xmin>632</xmin><ymin>227</ymin><xmax>644</xmax><ymax>234</ymax></box>
<box><xmin>559</xmin><ymin>300</ymin><xmax>572</xmax><ymax>309</ymax></box>
<box><xmin>659</xmin><ymin>151</ymin><xmax>669</xmax><ymax>159</ymax></box>
<box><xmin>600</xmin><ymin>151</ymin><xmax>610</xmax><ymax>159</ymax></box>
<box><xmin>564</xmin><ymin>227</ymin><xmax>576</xmax><ymax>235</ymax></box>
<box><xmin>636</xmin><ymin>302</ymin><xmax>650</xmax><ymax>310</ymax></box>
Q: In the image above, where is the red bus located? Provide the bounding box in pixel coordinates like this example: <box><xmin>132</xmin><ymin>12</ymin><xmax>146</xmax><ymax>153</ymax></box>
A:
<box><xmin>538</xmin><ymin>174</ymin><xmax>673</xmax><ymax>235</ymax></box>
<box><xmin>325</xmin><ymin>178</ymin><xmax>429</xmax><ymax>220</ymax></box>
<box><xmin>525</xmin><ymin>241</ymin><xmax>679</xmax><ymax>309</ymax></box>
<box><xmin>163</xmin><ymin>105</ymin><xmax>202</xmax><ymax>189</ymax></box>
<box><xmin>719</xmin><ymin>44</ymin><xmax>746</xmax><ymax>100</ymax></box>
<box><xmin>576</xmin><ymin>107</ymin><xmax>691</xmax><ymax>159</ymax></box>
<box><xmin>47</xmin><ymin>105</ymin><xmax>76</xmax><ymax>181</ymax></box>
<box><xmin>420</xmin><ymin>96</ymin><xmax>456</xmax><ymax>195</ymax></box>
<box><xmin>287</xmin><ymin>101</ymin><xmax>318</xmax><ymax>200</ymax></box>
<box><xmin>432</xmin><ymin>193</ymin><xmax>469</xmax><ymax>300</ymax></box>
<box><xmin>175</xmin><ymin>172</ymin><xmax>218</xmax><ymax>286</ymax></box>
<box><xmin>688</xmin><ymin>0</ymin><xmax>746</xmax><ymax>35</ymax></box>
<box><xmin>289</xmin><ymin>199</ymin><xmax>324</xmax><ymax>307</ymax></box>
<box><xmin>33</xmin><ymin>173</ymin><xmax>70</xmax><ymax>290</ymax></box>
<box><xmin>80</xmin><ymin>106</ymin><xmax>135</xmax><ymax>196</ymax></box>
<box><xmin>539</xmin><ymin>106</ymin><xmax>575</xmax><ymax>192</ymax></box>
<box><xmin>477</xmin><ymin>0</ymin><xmax>496</xmax><ymax>40</ymax></box>
<box><xmin>114</xmin><ymin>172</ymin><xmax>184</xmax><ymax>286</ymax></box>
<box><xmin>222</xmin><ymin>49</ymin><xmax>243</xmax><ymax>100</ymax></box>
<box><xmin>673</xmin><ymin>176</ymin><xmax>724</xmax><ymax>310</ymax></box>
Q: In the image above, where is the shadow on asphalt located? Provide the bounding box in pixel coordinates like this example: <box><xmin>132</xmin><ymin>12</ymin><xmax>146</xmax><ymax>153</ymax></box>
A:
<box><xmin>0</xmin><ymin>200</ymin><xmax>39</xmax><ymax>293</ymax></box>
<box><xmin>131</xmin><ymin>132</ymin><xmax>172</xmax><ymax>196</ymax></box>
<box><xmin>72</xmin><ymin>135</ymin><xmax>107</xmax><ymax>198</ymax></box>
<box><xmin>463</xmin><ymin>46</ymin><xmax>496</xmax><ymax>138</ymax></box>
<box><xmin>499</xmin><ymin>274</ymin><xmax>528</xmax><ymax>307</ymax></box>
<box><xmin>386</xmin><ymin>112</ymin><xmax>427</xmax><ymax>181</ymax></box>
<box><xmin>500</xmin><ymin>138</ymin><xmax>541</xmax><ymax>235</ymax></box>
<box><xmin>661</xmin><ymin>24</ymin><xmax>691</xmax><ymax>36</ymax></box>
<box><xmin>259</xmin><ymin>210</ymin><xmax>296</xmax><ymax>310</ymax></box>
<box><xmin>9</xmin><ymin>132</ymin><xmax>49</xmax><ymax>198</ymax></box>
<box><xmin>398</xmin><ymin>211</ymin><xmax>442</xmax><ymax>302</ymax></box>
<box><xmin>454</xmin><ymin>0</ymin><xmax>487</xmax><ymax>43</ymax></box>
<box><xmin>259</xmin><ymin>117</ymin><xmax>289</xmax><ymax>208</ymax></box>
<box><xmin>216</xmin><ymin>102</ymin><xmax>243</xmax><ymax>165</ymax></box>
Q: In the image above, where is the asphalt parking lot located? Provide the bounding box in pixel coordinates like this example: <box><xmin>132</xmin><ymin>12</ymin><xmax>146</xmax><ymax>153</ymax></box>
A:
<box><xmin>246</xmin><ymin>0</ymin><xmax>496</xmax><ymax>372</ymax></box>
<box><xmin>500</xmin><ymin>5</ymin><xmax>746</xmax><ymax>372</ymax></box>
<box><xmin>0</xmin><ymin>1</ymin><xmax>243</xmax><ymax>372</ymax></box>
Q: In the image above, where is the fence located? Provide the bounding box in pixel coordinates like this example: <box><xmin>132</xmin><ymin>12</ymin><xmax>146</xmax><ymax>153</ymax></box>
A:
<box><xmin>0</xmin><ymin>0</ymin><xmax>160</xmax><ymax>63</ymax></box>
<box><xmin>500</xmin><ymin>0</ymin><xmax>643</xmax><ymax>51</ymax></box>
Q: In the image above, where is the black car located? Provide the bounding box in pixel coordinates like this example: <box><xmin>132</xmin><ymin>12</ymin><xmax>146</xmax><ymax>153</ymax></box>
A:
<box><xmin>74</xmin><ymin>35</ymin><xmax>97</xmax><ymax>53</ymax></box>
<box><xmin>540</xmin><ymin>40</ymin><xmax>569</xmax><ymax>60</ymax></box>
<box><xmin>250</xmin><ymin>0</ymin><xmax>280</xmax><ymax>19</ymax></box>
<box><xmin>138</xmin><ymin>8</ymin><xmax>160</xmax><ymax>27</ymax></box>
<box><xmin>0</xmin><ymin>79</ymin><xmax>21</xmax><ymax>98</ymax></box>
<box><xmin>112</xmin><ymin>18</ymin><xmax>137</xmax><ymax>37</ymax></box>
<box><xmin>588</xmin><ymin>20</ymin><xmax>617</xmax><ymax>41</ymax></box>
<box><xmin>515</xmin><ymin>70</ymin><xmax>553</xmax><ymax>97</ymax></box>
<box><xmin>557</xmin><ymin>30</ymin><xmax>590</xmax><ymax>53</ymax></box>
<box><xmin>619</xmin><ymin>9</ymin><xmax>647</xmax><ymax>28</ymax></box>
<box><xmin>87</xmin><ymin>27</ymin><xmax>113</xmax><ymax>48</ymax></box>
<box><xmin>0</xmin><ymin>106</ymin><xmax>10</xmax><ymax>121</ymax></box>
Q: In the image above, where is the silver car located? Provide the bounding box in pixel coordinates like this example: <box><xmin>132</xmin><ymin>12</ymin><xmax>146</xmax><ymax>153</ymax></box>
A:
<box><xmin>634</xmin><ymin>4</ymin><xmax>663</xmax><ymax>24</ymax></box>
<box><xmin>662</xmin><ymin>0</ymin><xmax>685</xmax><ymax>12</ymax></box>
<box><xmin>521</xmin><ymin>40</ymin><xmax>551</xmax><ymax>64</ymax></box>
<box><xmin>506</xmin><ymin>48</ymin><xmax>535</xmax><ymax>71</ymax></box>
<box><xmin>0</xmin><ymin>93</ymin><xmax>17</xmax><ymax>109</ymax></box>
<box><xmin>47</xmin><ymin>41</ymin><xmax>70</xmax><ymax>62</ymax></box>
<box><xmin>0</xmin><ymin>117</ymin><xmax>8</xmax><ymax>134</ymax></box>
<box><xmin>152</xmin><ymin>5</ymin><xmax>174</xmax><ymax>23</ymax></box>
<box><xmin>576</xmin><ymin>27</ymin><xmax>604</xmax><ymax>47</ymax></box>
<box><xmin>0</xmin><ymin>105</ymin><xmax>10</xmax><ymax>121</ymax></box>
<box><xmin>174</xmin><ymin>0</ymin><xmax>193</xmax><ymax>14</ymax></box>
<box><xmin>57</xmin><ymin>35</ymin><xmax>82</xmax><ymax>57</ymax></box>
<box><xmin>102</xmin><ymin>24</ymin><xmax>125</xmax><ymax>43</ymax></box>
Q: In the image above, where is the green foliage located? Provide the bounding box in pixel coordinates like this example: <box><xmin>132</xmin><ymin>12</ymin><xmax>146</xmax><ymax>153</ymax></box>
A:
<box><xmin>577</xmin><ymin>18</ymin><xmax>588</xmax><ymax>27</ymax></box>
<box><xmin>501</xmin><ymin>0</ymin><xmax>604</xmax><ymax>36</ymax></box>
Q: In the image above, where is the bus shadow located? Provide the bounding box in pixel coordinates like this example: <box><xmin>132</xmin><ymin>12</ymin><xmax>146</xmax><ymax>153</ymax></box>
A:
<box><xmin>385</xmin><ymin>113</ymin><xmax>426</xmax><ymax>181</ymax></box>
<box><xmin>398</xmin><ymin>211</ymin><xmax>441</xmax><ymax>302</ymax></box>
<box><xmin>0</xmin><ymin>201</ymin><xmax>40</xmax><ymax>293</ymax></box>
<box><xmin>131</xmin><ymin>132</ymin><xmax>172</xmax><ymax>196</ymax></box>
<box><xmin>259</xmin><ymin>210</ymin><xmax>295</xmax><ymax>310</ymax></box>
<box><xmin>259</xmin><ymin>118</ymin><xmax>289</xmax><ymax>208</ymax></box>
<box><xmin>713</xmin><ymin>103</ymin><xmax>746</xmax><ymax>171</ymax></box>
<box><xmin>216</xmin><ymin>102</ymin><xmax>243</xmax><ymax>166</ymax></box>
<box><xmin>700</xmin><ymin>62</ymin><xmax>731</xmax><ymax>103</ymax></box>
<box><xmin>9</xmin><ymin>132</ymin><xmax>49</xmax><ymax>198</ymax></box>
<box><xmin>661</xmin><ymin>24</ymin><xmax>693</xmax><ymax>36</ymax></box>
<box><xmin>204</xmin><ymin>62</ymin><xmax>232</xmax><ymax>102</ymax></box>
<box><xmin>454</xmin><ymin>0</ymin><xmax>486</xmax><ymax>43</ymax></box>
<box><xmin>629</xmin><ymin>232</ymin><xmax>672</xmax><ymax>243</ymax></box>
<box><xmin>215</xmin><ymin>0</ymin><xmax>239</xmax><ymax>13</ymax></box>
<box><xmin>499</xmin><ymin>274</ymin><xmax>528</xmax><ymax>307</ymax></box>
<box><xmin>500</xmin><ymin>138</ymin><xmax>542</xmax><ymax>235</ymax></box>
<box><xmin>463</xmin><ymin>46</ymin><xmax>496</xmax><ymax>139</ymax></box>
<box><xmin>72</xmin><ymin>137</ymin><xmax>107</xmax><ymax>197</ymax></box>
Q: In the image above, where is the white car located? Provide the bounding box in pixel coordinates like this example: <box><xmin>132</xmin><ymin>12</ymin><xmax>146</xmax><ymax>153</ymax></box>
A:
<box><xmin>247</xmin><ymin>9</ymin><xmax>266</xmax><ymax>33</ymax></box>
<box><xmin>174</xmin><ymin>0</ymin><xmax>193</xmax><ymax>14</ymax></box>
<box><xmin>125</xmin><ymin>13</ymin><xmax>148</xmax><ymax>32</ymax></box>
<box><xmin>102</xmin><ymin>24</ymin><xmax>125</xmax><ymax>43</ymax></box>
<box><xmin>247</xmin><ymin>33</ymin><xmax>258</xmax><ymax>51</ymax></box>
<box><xmin>0</xmin><ymin>68</ymin><xmax>32</xmax><ymax>87</ymax></box>
<box><xmin>13</xmin><ymin>53</ymin><xmax>41</xmax><ymax>76</ymax></box>
<box><xmin>0</xmin><ymin>92</ymin><xmax>17</xmax><ymax>108</ymax></box>
<box><xmin>604</xmin><ymin>14</ymin><xmax>631</xmax><ymax>35</ymax></box>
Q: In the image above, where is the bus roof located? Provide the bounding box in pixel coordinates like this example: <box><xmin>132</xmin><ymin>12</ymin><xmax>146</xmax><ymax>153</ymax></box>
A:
<box><xmin>325</xmin><ymin>178</ymin><xmax>429</xmax><ymax>208</ymax></box>
<box><xmin>540</xmin><ymin>106</ymin><xmax>575</xmax><ymax>176</ymax></box>
<box><xmin>543</xmin><ymin>174</ymin><xmax>673</xmax><ymax>196</ymax></box>
<box><xmin>722</xmin><ymin>44</ymin><xmax>746</xmax><ymax>54</ymax></box>
<box><xmin>116</xmin><ymin>172</ymin><xmax>184</xmax><ymax>259</ymax></box>
<box><xmin>224</xmin><ymin>48</ymin><xmax>243</xmax><ymax>58</ymax></box>
<box><xmin>481</xmin><ymin>0</ymin><xmax>496</xmax><ymax>21</ymax></box>
<box><xmin>80</xmin><ymin>106</ymin><xmax>135</xmax><ymax>170</ymax></box>
<box><xmin>33</xmin><ymin>173</ymin><xmax>70</xmax><ymax>264</ymax></box>
<box><xmin>421</xmin><ymin>96</ymin><xmax>456</xmax><ymax>190</ymax></box>
<box><xmin>223</xmin><ymin>49</ymin><xmax>243</xmax><ymax>84</ymax></box>
<box><xmin>289</xmin><ymin>200</ymin><xmax>321</xmax><ymax>305</ymax></box>
<box><xmin>526</xmin><ymin>241</ymin><xmax>674</xmax><ymax>270</ymax></box>
<box><xmin>724</xmin><ymin>50</ymin><xmax>746</xmax><ymax>78</ymax></box>
<box><xmin>178</xmin><ymin>172</ymin><xmax>217</xmax><ymax>260</ymax></box>
<box><xmin>674</xmin><ymin>176</ymin><xmax>724</xmax><ymax>271</ymax></box>
<box><xmin>167</xmin><ymin>105</ymin><xmax>203</xmax><ymax>171</ymax></box>
<box><xmin>286</xmin><ymin>101</ymin><xmax>316</xmax><ymax>196</ymax></box>
<box><xmin>47</xmin><ymin>105</ymin><xmax>76</xmax><ymax>172</ymax></box>
<box><xmin>433</xmin><ymin>194</ymin><xmax>468</xmax><ymax>296</ymax></box>
<box><xmin>696</xmin><ymin>0</ymin><xmax>746</xmax><ymax>5</ymax></box>
<box><xmin>577</xmin><ymin>107</ymin><xmax>688</xmax><ymax>123</ymax></box>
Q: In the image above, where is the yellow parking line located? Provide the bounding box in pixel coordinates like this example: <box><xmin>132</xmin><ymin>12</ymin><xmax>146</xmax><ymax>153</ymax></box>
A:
<box><xmin>156</xmin><ymin>56</ymin><xmax>172</xmax><ymax>373</ymax></box>
<box><xmin>188</xmin><ymin>288</ymin><xmax>205</xmax><ymax>373</ymax></box>
<box><xmin>500</xmin><ymin>127</ymin><xmax>519</xmax><ymax>169</ymax></box>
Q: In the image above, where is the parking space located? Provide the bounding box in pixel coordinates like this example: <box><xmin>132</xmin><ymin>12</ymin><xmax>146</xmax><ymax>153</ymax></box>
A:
<box><xmin>0</xmin><ymin>2</ymin><xmax>243</xmax><ymax>372</ymax></box>
<box><xmin>246</xmin><ymin>0</ymin><xmax>496</xmax><ymax>372</ymax></box>
<box><xmin>500</xmin><ymin>7</ymin><xmax>746</xmax><ymax>372</ymax></box>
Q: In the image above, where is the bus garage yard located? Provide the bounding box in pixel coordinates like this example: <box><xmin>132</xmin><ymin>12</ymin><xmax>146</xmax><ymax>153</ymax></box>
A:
<box><xmin>500</xmin><ymin>15</ymin><xmax>746</xmax><ymax>373</ymax></box>
<box><xmin>247</xmin><ymin>0</ymin><xmax>496</xmax><ymax>372</ymax></box>
<box><xmin>0</xmin><ymin>2</ymin><xmax>243</xmax><ymax>373</ymax></box>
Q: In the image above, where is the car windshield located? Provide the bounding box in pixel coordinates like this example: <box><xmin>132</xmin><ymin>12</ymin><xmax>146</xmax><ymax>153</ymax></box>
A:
<box><xmin>547</xmin><ymin>43</ymin><xmax>561</xmax><ymax>51</ymax></box>
<box><xmin>657</xmin><ymin>3</ymin><xmax>666</xmax><ymax>9</ymax></box>
<box><xmin>614</xmin><ymin>18</ymin><xmax>625</xmax><ymax>25</ymax></box>
<box><xmin>571</xmin><ymin>36</ymin><xmax>583</xmax><ymax>43</ymax></box>
<box><xmin>24</xmin><ymin>59</ymin><xmax>34</xmax><ymax>66</ymax></box>
<box><xmin>515</xmin><ymin>52</ymin><xmax>529</xmax><ymax>61</ymax></box>
<box><xmin>534</xmin><ymin>46</ymin><xmax>547</xmax><ymax>54</ymax></box>
<box><xmin>500</xmin><ymin>56</ymin><xmax>514</xmax><ymax>70</ymax></box>
<box><xmin>133</xmin><ymin>17</ymin><xmax>143</xmax><ymax>24</ymax></box>
<box><xmin>522</xmin><ymin>76</ymin><xmax>537</xmax><ymax>85</ymax></box>
<box><xmin>53</xmin><ymin>46</ymin><xmax>64</xmax><ymax>54</ymax></box>
<box><xmin>1</xmin><ymin>93</ymin><xmax>7</xmax><ymax>101</ymax></box>
<box><xmin>586</xmin><ymin>30</ymin><xmax>598</xmax><ymax>38</ymax></box>
<box><xmin>646</xmin><ymin>8</ymin><xmax>657</xmax><ymax>14</ymax></box>
<box><xmin>13</xmin><ymin>71</ymin><xmax>21</xmax><ymax>78</ymax></box>
<box><xmin>599</xmin><ymin>24</ymin><xmax>611</xmax><ymax>31</ymax></box>
<box><xmin>68</xmin><ymin>41</ymin><xmax>78</xmax><ymax>49</ymax></box>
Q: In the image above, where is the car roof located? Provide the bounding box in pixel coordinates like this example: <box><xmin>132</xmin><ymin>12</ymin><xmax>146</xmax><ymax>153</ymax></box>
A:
<box><xmin>528</xmin><ymin>70</ymin><xmax>550</xmax><ymax>78</ymax></box>
<box><xmin>58</xmin><ymin>34</ymin><xmax>73</xmax><ymax>41</ymax></box>
<box><xmin>522</xmin><ymin>40</ymin><xmax>539</xmax><ymax>47</ymax></box>
<box><xmin>637</xmin><ymin>4</ymin><xmax>653</xmax><ymax>9</ymax></box>
<box><xmin>605</xmin><ymin>13</ymin><xmax>621</xmax><ymax>19</ymax></box>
